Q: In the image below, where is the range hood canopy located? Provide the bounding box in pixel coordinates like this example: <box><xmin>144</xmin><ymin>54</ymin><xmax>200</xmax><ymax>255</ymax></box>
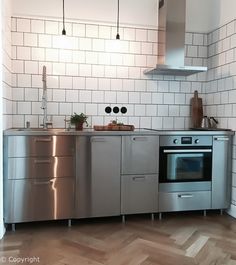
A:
<box><xmin>144</xmin><ymin>0</ymin><xmax>207</xmax><ymax>76</ymax></box>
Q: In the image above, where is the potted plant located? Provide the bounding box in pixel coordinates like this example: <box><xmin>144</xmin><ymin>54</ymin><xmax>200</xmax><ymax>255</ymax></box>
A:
<box><xmin>70</xmin><ymin>112</ymin><xmax>88</xmax><ymax>131</ymax></box>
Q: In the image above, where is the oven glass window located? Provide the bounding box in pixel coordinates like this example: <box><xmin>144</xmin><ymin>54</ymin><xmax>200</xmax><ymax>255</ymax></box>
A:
<box><xmin>159</xmin><ymin>148</ymin><xmax>212</xmax><ymax>183</ymax></box>
<box><xmin>167</xmin><ymin>154</ymin><xmax>204</xmax><ymax>181</ymax></box>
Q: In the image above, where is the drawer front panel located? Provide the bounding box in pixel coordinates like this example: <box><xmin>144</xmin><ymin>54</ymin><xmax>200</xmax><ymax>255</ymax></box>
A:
<box><xmin>7</xmin><ymin>136</ymin><xmax>75</xmax><ymax>157</ymax></box>
<box><xmin>159</xmin><ymin>191</ymin><xmax>211</xmax><ymax>212</ymax></box>
<box><xmin>7</xmin><ymin>157</ymin><xmax>75</xmax><ymax>180</ymax></box>
<box><xmin>122</xmin><ymin>136</ymin><xmax>159</xmax><ymax>175</ymax></box>
<box><xmin>4</xmin><ymin>178</ymin><xmax>74</xmax><ymax>223</ymax></box>
<box><xmin>121</xmin><ymin>174</ymin><xmax>158</xmax><ymax>214</ymax></box>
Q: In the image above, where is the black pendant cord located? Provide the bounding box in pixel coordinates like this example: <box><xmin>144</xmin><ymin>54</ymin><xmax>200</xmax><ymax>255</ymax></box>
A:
<box><xmin>116</xmin><ymin>0</ymin><xmax>120</xmax><ymax>39</ymax></box>
<box><xmin>62</xmin><ymin>0</ymin><xmax>66</xmax><ymax>35</ymax></box>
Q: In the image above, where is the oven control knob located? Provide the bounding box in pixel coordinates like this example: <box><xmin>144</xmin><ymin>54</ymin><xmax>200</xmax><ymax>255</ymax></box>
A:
<box><xmin>195</xmin><ymin>139</ymin><xmax>200</xmax><ymax>144</ymax></box>
<box><xmin>173</xmin><ymin>139</ymin><xmax>178</xmax><ymax>144</ymax></box>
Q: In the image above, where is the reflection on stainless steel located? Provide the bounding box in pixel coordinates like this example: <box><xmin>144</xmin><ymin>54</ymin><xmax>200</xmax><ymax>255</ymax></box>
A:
<box><xmin>51</xmin><ymin>178</ymin><xmax>58</xmax><ymax>219</ymax></box>
<box><xmin>4</xmin><ymin>135</ymin><xmax>75</xmax><ymax>224</ymax></box>
<box><xmin>3</xmin><ymin>130</ymin><xmax>234</xmax><ymax>225</ymax></box>
<box><xmin>7</xmin><ymin>136</ymin><xmax>75</xmax><ymax>157</ymax></box>
<box><xmin>75</xmin><ymin>136</ymin><xmax>121</xmax><ymax>218</ymax></box>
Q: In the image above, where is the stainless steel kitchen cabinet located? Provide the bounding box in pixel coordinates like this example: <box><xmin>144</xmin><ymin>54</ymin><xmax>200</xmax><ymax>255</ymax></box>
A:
<box><xmin>76</xmin><ymin>136</ymin><xmax>121</xmax><ymax>218</ymax></box>
<box><xmin>121</xmin><ymin>135</ymin><xmax>159</xmax><ymax>215</ymax></box>
<box><xmin>159</xmin><ymin>191</ymin><xmax>211</xmax><ymax>212</ymax></box>
<box><xmin>212</xmin><ymin>136</ymin><xmax>232</xmax><ymax>209</ymax></box>
<box><xmin>6</xmin><ymin>135</ymin><xmax>75</xmax><ymax>157</ymax></box>
<box><xmin>5</xmin><ymin>178</ymin><xmax>74</xmax><ymax>223</ymax></box>
<box><xmin>121</xmin><ymin>174</ymin><xmax>158</xmax><ymax>214</ymax></box>
<box><xmin>122</xmin><ymin>135</ymin><xmax>159</xmax><ymax>174</ymax></box>
<box><xmin>4</xmin><ymin>135</ymin><xmax>75</xmax><ymax>224</ymax></box>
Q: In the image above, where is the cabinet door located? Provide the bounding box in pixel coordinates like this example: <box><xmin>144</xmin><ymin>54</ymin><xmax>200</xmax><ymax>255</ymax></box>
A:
<box><xmin>159</xmin><ymin>191</ymin><xmax>211</xmax><ymax>212</ymax></box>
<box><xmin>32</xmin><ymin>177</ymin><xmax>74</xmax><ymax>221</ymax></box>
<box><xmin>7</xmin><ymin>157</ymin><xmax>74</xmax><ymax>180</ymax></box>
<box><xmin>212</xmin><ymin>136</ymin><xmax>232</xmax><ymax>209</ymax></box>
<box><xmin>121</xmin><ymin>174</ymin><xmax>158</xmax><ymax>214</ymax></box>
<box><xmin>6</xmin><ymin>136</ymin><xmax>75</xmax><ymax>157</ymax></box>
<box><xmin>4</xmin><ymin>179</ymin><xmax>33</xmax><ymax>223</ymax></box>
<box><xmin>90</xmin><ymin>136</ymin><xmax>121</xmax><ymax>217</ymax></box>
<box><xmin>4</xmin><ymin>178</ymin><xmax>74</xmax><ymax>223</ymax></box>
<box><xmin>122</xmin><ymin>136</ymin><xmax>159</xmax><ymax>175</ymax></box>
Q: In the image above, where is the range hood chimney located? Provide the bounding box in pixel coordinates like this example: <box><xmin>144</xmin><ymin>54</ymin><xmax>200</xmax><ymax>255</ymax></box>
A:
<box><xmin>144</xmin><ymin>0</ymin><xmax>207</xmax><ymax>76</ymax></box>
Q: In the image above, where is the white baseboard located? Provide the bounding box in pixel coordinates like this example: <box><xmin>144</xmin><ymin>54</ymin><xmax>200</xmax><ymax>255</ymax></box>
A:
<box><xmin>226</xmin><ymin>204</ymin><xmax>236</xmax><ymax>218</ymax></box>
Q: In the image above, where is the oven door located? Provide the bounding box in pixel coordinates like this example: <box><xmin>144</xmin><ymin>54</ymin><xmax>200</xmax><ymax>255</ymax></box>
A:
<box><xmin>159</xmin><ymin>147</ymin><xmax>212</xmax><ymax>183</ymax></box>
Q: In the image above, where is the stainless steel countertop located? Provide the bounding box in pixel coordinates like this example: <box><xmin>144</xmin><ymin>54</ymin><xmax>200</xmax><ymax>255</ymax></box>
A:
<box><xmin>3</xmin><ymin>128</ymin><xmax>235</xmax><ymax>136</ymax></box>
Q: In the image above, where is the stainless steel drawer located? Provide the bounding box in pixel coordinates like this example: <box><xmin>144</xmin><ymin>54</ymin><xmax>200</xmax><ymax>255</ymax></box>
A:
<box><xmin>4</xmin><ymin>177</ymin><xmax>75</xmax><ymax>223</ymax></box>
<box><xmin>122</xmin><ymin>135</ymin><xmax>159</xmax><ymax>175</ymax></box>
<box><xmin>121</xmin><ymin>174</ymin><xmax>158</xmax><ymax>214</ymax></box>
<box><xmin>6</xmin><ymin>136</ymin><xmax>75</xmax><ymax>157</ymax></box>
<box><xmin>6</xmin><ymin>157</ymin><xmax>75</xmax><ymax>180</ymax></box>
<box><xmin>159</xmin><ymin>191</ymin><xmax>211</xmax><ymax>212</ymax></box>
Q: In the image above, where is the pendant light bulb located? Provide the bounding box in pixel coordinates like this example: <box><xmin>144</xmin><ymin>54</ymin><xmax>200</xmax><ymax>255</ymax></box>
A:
<box><xmin>116</xmin><ymin>0</ymin><xmax>120</xmax><ymax>40</ymax></box>
<box><xmin>62</xmin><ymin>0</ymin><xmax>66</xmax><ymax>35</ymax></box>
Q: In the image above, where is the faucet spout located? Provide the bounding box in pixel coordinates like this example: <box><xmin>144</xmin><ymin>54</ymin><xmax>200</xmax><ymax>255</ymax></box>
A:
<box><xmin>41</xmin><ymin>66</ymin><xmax>51</xmax><ymax>129</ymax></box>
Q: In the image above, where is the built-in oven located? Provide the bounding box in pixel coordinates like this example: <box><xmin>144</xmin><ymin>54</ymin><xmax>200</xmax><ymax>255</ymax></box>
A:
<box><xmin>159</xmin><ymin>135</ymin><xmax>212</xmax><ymax>192</ymax></box>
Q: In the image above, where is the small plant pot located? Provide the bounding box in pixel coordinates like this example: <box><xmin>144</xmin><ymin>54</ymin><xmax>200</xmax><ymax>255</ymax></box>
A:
<box><xmin>75</xmin><ymin>122</ymin><xmax>83</xmax><ymax>131</ymax></box>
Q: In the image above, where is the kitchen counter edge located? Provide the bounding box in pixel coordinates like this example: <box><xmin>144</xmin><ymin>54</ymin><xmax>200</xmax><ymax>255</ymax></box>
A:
<box><xmin>3</xmin><ymin>128</ymin><xmax>235</xmax><ymax>136</ymax></box>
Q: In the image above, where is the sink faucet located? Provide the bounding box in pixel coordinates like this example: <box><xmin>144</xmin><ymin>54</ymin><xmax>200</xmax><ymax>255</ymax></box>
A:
<box><xmin>41</xmin><ymin>66</ymin><xmax>52</xmax><ymax>129</ymax></box>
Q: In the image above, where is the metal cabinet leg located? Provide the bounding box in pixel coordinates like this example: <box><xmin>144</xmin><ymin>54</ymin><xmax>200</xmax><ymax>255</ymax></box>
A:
<box><xmin>68</xmin><ymin>219</ymin><xmax>72</xmax><ymax>227</ymax></box>
<box><xmin>220</xmin><ymin>209</ymin><xmax>223</xmax><ymax>215</ymax></box>
<box><xmin>203</xmin><ymin>210</ymin><xmax>207</xmax><ymax>217</ymax></box>
<box><xmin>151</xmin><ymin>213</ymin><xmax>154</xmax><ymax>221</ymax></box>
<box><xmin>159</xmin><ymin>213</ymin><xmax>162</xmax><ymax>220</ymax></box>
<box><xmin>122</xmin><ymin>215</ymin><xmax>125</xmax><ymax>223</ymax></box>
<box><xmin>12</xmin><ymin>224</ymin><xmax>15</xmax><ymax>232</ymax></box>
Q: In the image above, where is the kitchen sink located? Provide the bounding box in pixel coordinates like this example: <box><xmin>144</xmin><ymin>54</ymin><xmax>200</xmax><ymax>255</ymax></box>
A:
<box><xmin>15</xmin><ymin>128</ymin><xmax>68</xmax><ymax>132</ymax></box>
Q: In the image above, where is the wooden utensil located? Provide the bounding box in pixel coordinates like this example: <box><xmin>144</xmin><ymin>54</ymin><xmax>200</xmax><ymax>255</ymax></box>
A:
<box><xmin>190</xmin><ymin>90</ymin><xmax>203</xmax><ymax>128</ymax></box>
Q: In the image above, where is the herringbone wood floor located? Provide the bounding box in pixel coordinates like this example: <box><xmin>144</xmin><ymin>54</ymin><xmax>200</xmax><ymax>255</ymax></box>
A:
<box><xmin>1</xmin><ymin>212</ymin><xmax>236</xmax><ymax>265</ymax></box>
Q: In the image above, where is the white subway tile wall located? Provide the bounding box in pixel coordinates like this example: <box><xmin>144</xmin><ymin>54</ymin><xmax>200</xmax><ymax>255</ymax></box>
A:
<box><xmin>11</xmin><ymin>17</ymin><xmax>207</xmax><ymax>130</ymax></box>
<box><xmin>2</xmin><ymin>1</ymin><xmax>12</xmax><ymax>129</ymax></box>
<box><xmin>204</xmin><ymin>20</ymin><xmax>236</xmax><ymax>209</ymax></box>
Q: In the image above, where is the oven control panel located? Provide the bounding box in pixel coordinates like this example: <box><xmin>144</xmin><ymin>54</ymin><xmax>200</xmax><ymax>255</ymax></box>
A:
<box><xmin>160</xmin><ymin>135</ymin><xmax>212</xmax><ymax>147</ymax></box>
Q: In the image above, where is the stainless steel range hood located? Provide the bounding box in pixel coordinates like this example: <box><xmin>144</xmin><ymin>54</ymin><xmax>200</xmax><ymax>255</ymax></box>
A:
<box><xmin>144</xmin><ymin>0</ymin><xmax>207</xmax><ymax>76</ymax></box>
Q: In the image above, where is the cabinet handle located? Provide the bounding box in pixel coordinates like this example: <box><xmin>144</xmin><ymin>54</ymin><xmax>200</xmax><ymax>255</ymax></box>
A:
<box><xmin>34</xmin><ymin>159</ymin><xmax>51</xmax><ymax>164</ymax></box>
<box><xmin>91</xmin><ymin>138</ymin><xmax>106</xmax><ymax>142</ymax></box>
<box><xmin>178</xmin><ymin>194</ymin><xmax>193</xmax><ymax>198</ymax></box>
<box><xmin>34</xmin><ymin>137</ymin><xmax>52</xmax><ymax>142</ymax></box>
<box><xmin>214</xmin><ymin>137</ymin><xmax>229</xmax><ymax>141</ymax></box>
<box><xmin>164</xmin><ymin>149</ymin><xmax>212</xmax><ymax>153</ymax></box>
<box><xmin>132</xmin><ymin>137</ymin><xmax>148</xmax><ymax>141</ymax></box>
<box><xmin>132</xmin><ymin>176</ymin><xmax>146</xmax><ymax>181</ymax></box>
<box><xmin>34</xmin><ymin>180</ymin><xmax>54</xmax><ymax>185</ymax></box>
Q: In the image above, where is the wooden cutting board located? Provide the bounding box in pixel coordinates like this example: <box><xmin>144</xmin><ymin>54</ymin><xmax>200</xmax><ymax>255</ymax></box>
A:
<box><xmin>190</xmin><ymin>90</ymin><xmax>203</xmax><ymax>128</ymax></box>
<box><xmin>94</xmin><ymin>125</ymin><xmax>135</xmax><ymax>131</ymax></box>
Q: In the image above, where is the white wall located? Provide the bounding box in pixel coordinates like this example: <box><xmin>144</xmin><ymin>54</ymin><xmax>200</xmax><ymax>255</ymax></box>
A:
<box><xmin>11</xmin><ymin>0</ymin><xmax>220</xmax><ymax>33</ymax></box>
<box><xmin>0</xmin><ymin>0</ymin><xmax>3</xmax><ymax>240</ymax></box>
<box><xmin>186</xmin><ymin>0</ymin><xmax>221</xmax><ymax>32</ymax></box>
<box><xmin>210</xmin><ymin>0</ymin><xmax>236</xmax><ymax>31</ymax></box>
<box><xmin>11</xmin><ymin>16</ymin><xmax>207</xmax><ymax>129</ymax></box>
<box><xmin>12</xmin><ymin>0</ymin><xmax>159</xmax><ymax>28</ymax></box>
<box><xmin>1</xmin><ymin>0</ymin><xmax>12</xmax><ymax>239</ymax></box>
